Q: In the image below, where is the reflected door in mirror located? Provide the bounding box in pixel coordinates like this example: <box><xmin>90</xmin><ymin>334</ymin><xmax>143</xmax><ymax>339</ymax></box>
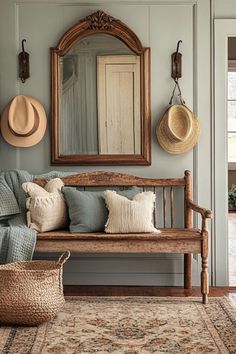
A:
<box><xmin>97</xmin><ymin>55</ymin><xmax>140</xmax><ymax>154</ymax></box>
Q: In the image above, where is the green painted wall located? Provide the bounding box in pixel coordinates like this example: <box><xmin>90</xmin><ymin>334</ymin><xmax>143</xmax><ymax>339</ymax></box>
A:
<box><xmin>0</xmin><ymin>0</ymin><xmax>211</xmax><ymax>286</ymax></box>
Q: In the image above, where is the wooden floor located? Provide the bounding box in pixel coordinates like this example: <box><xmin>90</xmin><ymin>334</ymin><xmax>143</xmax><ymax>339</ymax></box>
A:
<box><xmin>64</xmin><ymin>286</ymin><xmax>236</xmax><ymax>305</ymax></box>
<box><xmin>64</xmin><ymin>214</ymin><xmax>236</xmax><ymax>305</ymax></box>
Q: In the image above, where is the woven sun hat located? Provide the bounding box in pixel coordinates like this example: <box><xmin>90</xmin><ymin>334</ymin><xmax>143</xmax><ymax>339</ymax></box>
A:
<box><xmin>156</xmin><ymin>104</ymin><xmax>200</xmax><ymax>154</ymax></box>
<box><xmin>1</xmin><ymin>95</ymin><xmax>47</xmax><ymax>147</ymax></box>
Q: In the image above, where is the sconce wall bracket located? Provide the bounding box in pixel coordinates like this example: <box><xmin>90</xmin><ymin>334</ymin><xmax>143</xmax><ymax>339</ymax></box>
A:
<box><xmin>19</xmin><ymin>39</ymin><xmax>30</xmax><ymax>83</ymax></box>
<box><xmin>171</xmin><ymin>40</ymin><xmax>182</xmax><ymax>80</ymax></box>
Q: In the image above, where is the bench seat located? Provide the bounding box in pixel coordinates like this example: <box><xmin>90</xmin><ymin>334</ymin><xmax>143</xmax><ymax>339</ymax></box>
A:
<box><xmin>36</xmin><ymin>228</ymin><xmax>202</xmax><ymax>254</ymax></box>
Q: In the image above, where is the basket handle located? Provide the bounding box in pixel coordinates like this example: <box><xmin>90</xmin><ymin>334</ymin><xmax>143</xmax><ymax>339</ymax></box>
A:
<box><xmin>57</xmin><ymin>251</ymin><xmax>71</xmax><ymax>266</ymax></box>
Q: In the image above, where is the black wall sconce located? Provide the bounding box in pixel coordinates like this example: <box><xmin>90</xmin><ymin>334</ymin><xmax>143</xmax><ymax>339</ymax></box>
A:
<box><xmin>171</xmin><ymin>40</ymin><xmax>182</xmax><ymax>80</ymax></box>
<box><xmin>169</xmin><ymin>40</ymin><xmax>185</xmax><ymax>105</ymax></box>
<box><xmin>19</xmin><ymin>39</ymin><xmax>30</xmax><ymax>83</ymax></box>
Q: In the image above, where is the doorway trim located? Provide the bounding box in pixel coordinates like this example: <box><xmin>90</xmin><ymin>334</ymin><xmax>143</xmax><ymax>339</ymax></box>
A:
<box><xmin>213</xmin><ymin>19</ymin><xmax>236</xmax><ymax>285</ymax></box>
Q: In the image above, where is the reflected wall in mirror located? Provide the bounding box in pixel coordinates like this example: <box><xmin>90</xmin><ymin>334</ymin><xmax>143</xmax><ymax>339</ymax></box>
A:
<box><xmin>51</xmin><ymin>10</ymin><xmax>151</xmax><ymax>165</ymax></box>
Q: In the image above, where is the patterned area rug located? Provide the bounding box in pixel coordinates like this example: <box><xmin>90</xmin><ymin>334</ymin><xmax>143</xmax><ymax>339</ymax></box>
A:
<box><xmin>0</xmin><ymin>296</ymin><xmax>236</xmax><ymax>353</ymax></box>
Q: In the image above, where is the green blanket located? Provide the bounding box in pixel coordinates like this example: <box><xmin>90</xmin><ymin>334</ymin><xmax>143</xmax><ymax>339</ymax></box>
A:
<box><xmin>0</xmin><ymin>170</ymin><xmax>69</xmax><ymax>264</ymax></box>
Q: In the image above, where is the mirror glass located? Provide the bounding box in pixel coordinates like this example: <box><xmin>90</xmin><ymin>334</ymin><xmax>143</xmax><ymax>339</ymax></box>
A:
<box><xmin>59</xmin><ymin>34</ymin><xmax>141</xmax><ymax>155</ymax></box>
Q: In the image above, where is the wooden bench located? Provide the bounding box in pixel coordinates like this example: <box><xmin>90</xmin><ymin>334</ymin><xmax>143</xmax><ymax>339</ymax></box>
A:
<box><xmin>34</xmin><ymin>170</ymin><xmax>212</xmax><ymax>304</ymax></box>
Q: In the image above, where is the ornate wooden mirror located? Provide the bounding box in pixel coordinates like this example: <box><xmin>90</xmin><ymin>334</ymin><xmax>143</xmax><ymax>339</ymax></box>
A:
<box><xmin>51</xmin><ymin>10</ymin><xmax>151</xmax><ymax>165</ymax></box>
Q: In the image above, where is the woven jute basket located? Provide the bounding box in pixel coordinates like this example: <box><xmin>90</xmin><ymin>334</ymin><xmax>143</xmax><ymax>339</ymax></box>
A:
<box><xmin>0</xmin><ymin>251</ymin><xmax>70</xmax><ymax>326</ymax></box>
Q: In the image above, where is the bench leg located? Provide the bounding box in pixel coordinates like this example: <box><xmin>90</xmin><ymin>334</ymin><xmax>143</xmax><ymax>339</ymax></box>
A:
<box><xmin>184</xmin><ymin>253</ymin><xmax>192</xmax><ymax>289</ymax></box>
<box><xmin>201</xmin><ymin>239</ymin><xmax>209</xmax><ymax>304</ymax></box>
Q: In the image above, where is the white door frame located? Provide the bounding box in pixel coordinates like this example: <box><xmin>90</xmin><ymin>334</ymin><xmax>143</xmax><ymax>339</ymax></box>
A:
<box><xmin>214</xmin><ymin>19</ymin><xmax>236</xmax><ymax>285</ymax></box>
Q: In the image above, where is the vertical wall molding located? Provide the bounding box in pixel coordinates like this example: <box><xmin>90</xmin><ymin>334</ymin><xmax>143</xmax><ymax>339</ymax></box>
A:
<box><xmin>210</xmin><ymin>0</ymin><xmax>215</xmax><ymax>286</ymax></box>
<box><xmin>191</xmin><ymin>0</ymin><xmax>212</xmax><ymax>283</ymax></box>
<box><xmin>213</xmin><ymin>19</ymin><xmax>236</xmax><ymax>285</ymax></box>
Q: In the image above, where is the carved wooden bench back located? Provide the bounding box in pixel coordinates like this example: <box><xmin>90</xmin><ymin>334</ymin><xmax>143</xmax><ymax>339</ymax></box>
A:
<box><xmin>34</xmin><ymin>170</ymin><xmax>192</xmax><ymax>229</ymax></box>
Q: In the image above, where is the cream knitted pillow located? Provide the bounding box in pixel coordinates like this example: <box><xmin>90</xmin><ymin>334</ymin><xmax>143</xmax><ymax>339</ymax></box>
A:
<box><xmin>104</xmin><ymin>190</ymin><xmax>160</xmax><ymax>233</ymax></box>
<box><xmin>22</xmin><ymin>178</ymin><xmax>67</xmax><ymax>232</ymax></box>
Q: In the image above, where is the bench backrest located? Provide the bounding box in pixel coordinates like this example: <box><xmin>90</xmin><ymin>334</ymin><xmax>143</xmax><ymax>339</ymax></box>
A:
<box><xmin>34</xmin><ymin>170</ymin><xmax>192</xmax><ymax>229</ymax></box>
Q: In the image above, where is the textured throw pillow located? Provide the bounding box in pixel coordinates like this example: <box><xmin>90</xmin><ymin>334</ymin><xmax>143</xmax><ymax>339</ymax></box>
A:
<box><xmin>104</xmin><ymin>190</ymin><xmax>160</xmax><ymax>233</ymax></box>
<box><xmin>62</xmin><ymin>186</ymin><xmax>141</xmax><ymax>233</ymax></box>
<box><xmin>22</xmin><ymin>178</ymin><xmax>67</xmax><ymax>232</ymax></box>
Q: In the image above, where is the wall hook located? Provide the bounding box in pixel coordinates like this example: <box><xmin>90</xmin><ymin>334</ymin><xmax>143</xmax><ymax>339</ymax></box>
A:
<box><xmin>171</xmin><ymin>40</ymin><xmax>182</xmax><ymax>80</ymax></box>
<box><xmin>21</xmin><ymin>39</ymin><xmax>26</xmax><ymax>54</ymax></box>
<box><xmin>19</xmin><ymin>39</ymin><xmax>30</xmax><ymax>83</ymax></box>
<box><xmin>175</xmin><ymin>40</ymin><xmax>182</xmax><ymax>60</ymax></box>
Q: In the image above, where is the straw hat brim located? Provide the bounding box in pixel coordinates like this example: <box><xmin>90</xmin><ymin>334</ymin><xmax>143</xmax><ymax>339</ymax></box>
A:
<box><xmin>1</xmin><ymin>96</ymin><xmax>47</xmax><ymax>147</ymax></box>
<box><xmin>156</xmin><ymin>105</ymin><xmax>200</xmax><ymax>154</ymax></box>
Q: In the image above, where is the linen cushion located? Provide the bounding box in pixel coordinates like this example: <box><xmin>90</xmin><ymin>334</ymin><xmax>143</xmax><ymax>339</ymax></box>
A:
<box><xmin>104</xmin><ymin>190</ymin><xmax>160</xmax><ymax>233</ymax></box>
<box><xmin>22</xmin><ymin>178</ymin><xmax>67</xmax><ymax>232</ymax></box>
<box><xmin>62</xmin><ymin>187</ymin><xmax>141</xmax><ymax>233</ymax></box>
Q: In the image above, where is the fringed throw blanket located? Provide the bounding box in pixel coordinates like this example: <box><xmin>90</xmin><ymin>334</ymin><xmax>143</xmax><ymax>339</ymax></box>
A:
<box><xmin>0</xmin><ymin>170</ymin><xmax>69</xmax><ymax>264</ymax></box>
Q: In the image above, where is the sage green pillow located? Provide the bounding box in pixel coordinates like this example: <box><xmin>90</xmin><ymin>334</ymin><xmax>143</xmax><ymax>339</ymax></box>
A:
<box><xmin>62</xmin><ymin>187</ymin><xmax>141</xmax><ymax>233</ymax></box>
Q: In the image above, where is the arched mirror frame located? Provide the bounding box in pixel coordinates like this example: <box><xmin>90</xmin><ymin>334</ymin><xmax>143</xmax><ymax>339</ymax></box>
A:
<box><xmin>51</xmin><ymin>10</ymin><xmax>151</xmax><ymax>165</ymax></box>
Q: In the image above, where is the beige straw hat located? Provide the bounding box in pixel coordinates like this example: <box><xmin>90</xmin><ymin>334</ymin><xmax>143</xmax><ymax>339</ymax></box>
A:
<box><xmin>156</xmin><ymin>104</ymin><xmax>200</xmax><ymax>154</ymax></box>
<box><xmin>1</xmin><ymin>95</ymin><xmax>47</xmax><ymax>147</ymax></box>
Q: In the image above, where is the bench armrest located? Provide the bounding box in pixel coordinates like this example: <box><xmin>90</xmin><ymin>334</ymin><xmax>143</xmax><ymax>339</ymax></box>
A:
<box><xmin>186</xmin><ymin>199</ymin><xmax>213</xmax><ymax>219</ymax></box>
<box><xmin>186</xmin><ymin>199</ymin><xmax>212</xmax><ymax>235</ymax></box>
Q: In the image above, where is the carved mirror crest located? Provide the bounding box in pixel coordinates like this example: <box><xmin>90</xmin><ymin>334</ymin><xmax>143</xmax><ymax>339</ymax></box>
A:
<box><xmin>51</xmin><ymin>10</ymin><xmax>151</xmax><ymax>165</ymax></box>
